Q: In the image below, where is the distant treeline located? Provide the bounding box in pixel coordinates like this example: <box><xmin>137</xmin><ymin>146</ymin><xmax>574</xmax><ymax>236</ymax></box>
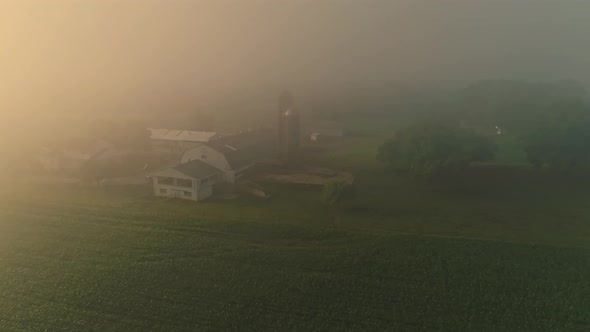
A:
<box><xmin>349</xmin><ymin>80</ymin><xmax>590</xmax><ymax>175</ymax></box>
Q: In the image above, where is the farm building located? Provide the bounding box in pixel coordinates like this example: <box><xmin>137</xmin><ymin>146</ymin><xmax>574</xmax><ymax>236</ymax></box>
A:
<box><xmin>150</xmin><ymin>160</ymin><xmax>222</xmax><ymax>201</ymax></box>
<box><xmin>149</xmin><ymin>128</ymin><xmax>219</xmax><ymax>152</ymax></box>
<box><xmin>180</xmin><ymin>130</ymin><xmax>274</xmax><ymax>183</ymax></box>
<box><xmin>149</xmin><ymin>130</ymin><xmax>274</xmax><ymax>201</ymax></box>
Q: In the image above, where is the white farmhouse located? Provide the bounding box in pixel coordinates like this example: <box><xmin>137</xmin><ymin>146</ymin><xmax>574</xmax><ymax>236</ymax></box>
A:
<box><xmin>150</xmin><ymin>159</ymin><xmax>222</xmax><ymax>201</ymax></box>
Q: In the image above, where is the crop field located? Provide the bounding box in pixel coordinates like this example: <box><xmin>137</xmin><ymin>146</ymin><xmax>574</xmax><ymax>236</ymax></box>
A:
<box><xmin>2</xmin><ymin>130</ymin><xmax>590</xmax><ymax>330</ymax></box>
<box><xmin>1</xmin><ymin>181</ymin><xmax>589</xmax><ymax>331</ymax></box>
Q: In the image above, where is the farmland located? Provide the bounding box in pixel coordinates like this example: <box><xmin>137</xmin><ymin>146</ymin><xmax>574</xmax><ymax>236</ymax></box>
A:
<box><xmin>1</xmin><ymin>133</ymin><xmax>590</xmax><ymax>330</ymax></box>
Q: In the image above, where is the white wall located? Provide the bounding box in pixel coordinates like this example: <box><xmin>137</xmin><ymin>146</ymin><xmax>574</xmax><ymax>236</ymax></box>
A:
<box><xmin>152</xmin><ymin>176</ymin><xmax>215</xmax><ymax>202</ymax></box>
<box><xmin>153</xmin><ymin>176</ymin><xmax>198</xmax><ymax>201</ymax></box>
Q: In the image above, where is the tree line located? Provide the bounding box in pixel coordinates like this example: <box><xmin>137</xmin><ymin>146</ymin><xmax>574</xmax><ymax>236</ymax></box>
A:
<box><xmin>377</xmin><ymin>80</ymin><xmax>590</xmax><ymax>176</ymax></box>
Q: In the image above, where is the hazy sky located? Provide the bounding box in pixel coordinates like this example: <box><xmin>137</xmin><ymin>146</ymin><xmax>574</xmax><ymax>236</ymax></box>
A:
<box><xmin>2</xmin><ymin>0</ymin><xmax>590</xmax><ymax>122</ymax></box>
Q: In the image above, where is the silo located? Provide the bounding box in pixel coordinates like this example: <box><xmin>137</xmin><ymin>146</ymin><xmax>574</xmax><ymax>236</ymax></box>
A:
<box><xmin>277</xmin><ymin>91</ymin><xmax>300</xmax><ymax>165</ymax></box>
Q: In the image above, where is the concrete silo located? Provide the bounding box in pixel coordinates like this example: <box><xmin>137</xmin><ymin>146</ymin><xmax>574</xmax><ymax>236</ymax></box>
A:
<box><xmin>277</xmin><ymin>91</ymin><xmax>300</xmax><ymax>166</ymax></box>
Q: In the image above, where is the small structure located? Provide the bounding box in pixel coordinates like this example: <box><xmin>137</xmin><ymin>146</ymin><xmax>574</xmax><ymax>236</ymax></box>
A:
<box><xmin>150</xmin><ymin>160</ymin><xmax>222</xmax><ymax>201</ymax></box>
<box><xmin>149</xmin><ymin>128</ymin><xmax>219</xmax><ymax>152</ymax></box>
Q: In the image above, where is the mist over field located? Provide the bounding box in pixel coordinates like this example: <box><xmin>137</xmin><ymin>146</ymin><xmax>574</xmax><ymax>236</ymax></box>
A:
<box><xmin>2</xmin><ymin>1</ymin><xmax>590</xmax><ymax>330</ymax></box>
<box><xmin>2</xmin><ymin>0</ymin><xmax>590</xmax><ymax>140</ymax></box>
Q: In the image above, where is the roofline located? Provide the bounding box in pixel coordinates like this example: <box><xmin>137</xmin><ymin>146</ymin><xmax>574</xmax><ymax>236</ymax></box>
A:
<box><xmin>149</xmin><ymin>166</ymin><xmax>220</xmax><ymax>180</ymax></box>
<box><xmin>176</xmin><ymin>169</ymin><xmax>219</xmax><ymax>180</ymax></box>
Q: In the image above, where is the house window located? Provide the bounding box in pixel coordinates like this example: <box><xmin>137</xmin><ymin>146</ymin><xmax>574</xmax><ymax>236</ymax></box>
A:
<box><xmin>159</xmin><ymin>189</ymin><xmax>167</xmax><ymax>194</ymax></box>
<box><xmin>176</xmin><ymin>179</ymin><xmax>193</xmax><ymax>188</ymax></box>
<box><xmin>158</xmin><ymin>177</ymin><xmax>174</xmax><ymax>185</ymax></box>
<box><xmin>184</xmin><ymin>191</ymin><xmax>192</xmax><ymax>197</ymax></box>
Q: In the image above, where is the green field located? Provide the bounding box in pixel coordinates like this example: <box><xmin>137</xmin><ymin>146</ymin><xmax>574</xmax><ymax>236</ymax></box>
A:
<box><xmin>1</xmin><ymin>135</ymin><xmax>590</xmax><ymax>330</ymax></box>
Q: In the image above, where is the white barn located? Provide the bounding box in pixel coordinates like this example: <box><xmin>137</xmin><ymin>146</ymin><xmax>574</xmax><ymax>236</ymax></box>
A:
<box><xmin>149</xmin><ymin>130</ymin><xmax>274</xmax><ymax>202</ymax></box>
<box><xmin>150</xmin><ymin>160</ymin><xmax>222</xmax><ymax>201</ymax></box>
<box><xmin>180</xmin><ymin>130</ymin><xmax>274</xmax><ymax>184</ymax></box>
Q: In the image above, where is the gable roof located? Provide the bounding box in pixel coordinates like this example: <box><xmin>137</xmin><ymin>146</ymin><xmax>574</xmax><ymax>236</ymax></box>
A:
<box><xmin>151</xmin><ymin>160</ymin><xmax>221</xmax><ymax>180</ymax></box>
<box><xmin>174</xmin><ymin>160</ymin><xmax>221</xmax><ymax>179</ymax></box>
<box><xmin>149</xmin><ymin>128</ymin><xmax>218</xmax><ymax>143</ymax></box>
<box><xmin>206</xmin><ymin>130</ymin><xmax>274</xmax><ymax>170</ymax></box>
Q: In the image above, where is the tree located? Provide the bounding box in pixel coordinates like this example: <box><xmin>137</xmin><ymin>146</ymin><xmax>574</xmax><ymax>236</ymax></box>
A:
<box><xmin>378</xmin><ymin>123</ymin><xmax>496</xmax><ymax>176</ymax></box>
<box><xmin>523</xmin><ymin>108</ymin><xmax>590</xmax><ymax>171</ymax></box>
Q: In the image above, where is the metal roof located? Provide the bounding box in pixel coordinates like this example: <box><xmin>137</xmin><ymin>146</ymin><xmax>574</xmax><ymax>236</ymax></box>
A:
<box><xmin>206</xmin><ymin>130</ymin><xmax>274</xmax><ymax>170</ymax></box>
<box><xmin>148</xmin><ymin>159</ymin><xmax>224</xmax><ymax>180</ymax></box>
<box><xmin>173</xmin><ymin>160</ymin><xmax>221</xmax><ymax>179</ymax></box>
<box><xmin>149</xmin><ymin>128</ymin><xmax>218</xmax><ymax>142</ymax></box>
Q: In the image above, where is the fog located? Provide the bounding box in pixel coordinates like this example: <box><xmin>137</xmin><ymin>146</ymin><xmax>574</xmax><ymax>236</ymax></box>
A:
<box><xmin>2</xmin><ymin>0</ymin><xmax>590</xmax><ymax>146</ymax></box>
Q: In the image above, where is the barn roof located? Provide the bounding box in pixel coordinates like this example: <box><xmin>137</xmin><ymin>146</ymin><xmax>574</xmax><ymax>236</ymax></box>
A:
<box><xmin>207</xmin><ymin>130</ymin><xmax>274</xmax><ymax>170</ymax></box>
<box><xmin>151</xmin><ymin>160</ymin><xmax>221</xmax><ymax>180</ymax></box>
<box><xmin>173</xmin><ymin>160</ymin><xmax>221</xmax><ymax>179</ymax></box>
<box><xmin>149</xmin><ymin>128</ymin><xmax>218</xmax><ymax>143</ymax></box>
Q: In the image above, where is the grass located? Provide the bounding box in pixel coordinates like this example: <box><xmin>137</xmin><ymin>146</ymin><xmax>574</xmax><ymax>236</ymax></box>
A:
<box><xmin>1</xmin><ymin>127</ymin><xmax>590</xmax><ymax>330</ymax></box>
<box><xmin>492</xmin><ymin>134</ymin><xmax>528</xmax><ymax>164</ymax></box>
<box><xmin>1</xmin><ymin>185</ymin><xmax>589</xmax><ymax>330</ymax></box>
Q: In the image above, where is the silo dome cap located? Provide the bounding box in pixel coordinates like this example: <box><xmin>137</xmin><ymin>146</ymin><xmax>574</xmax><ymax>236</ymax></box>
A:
<box><xmin>284</xmin><ymin>109</ymin><xmax>297</xmax><ymax>116</ymax></box>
